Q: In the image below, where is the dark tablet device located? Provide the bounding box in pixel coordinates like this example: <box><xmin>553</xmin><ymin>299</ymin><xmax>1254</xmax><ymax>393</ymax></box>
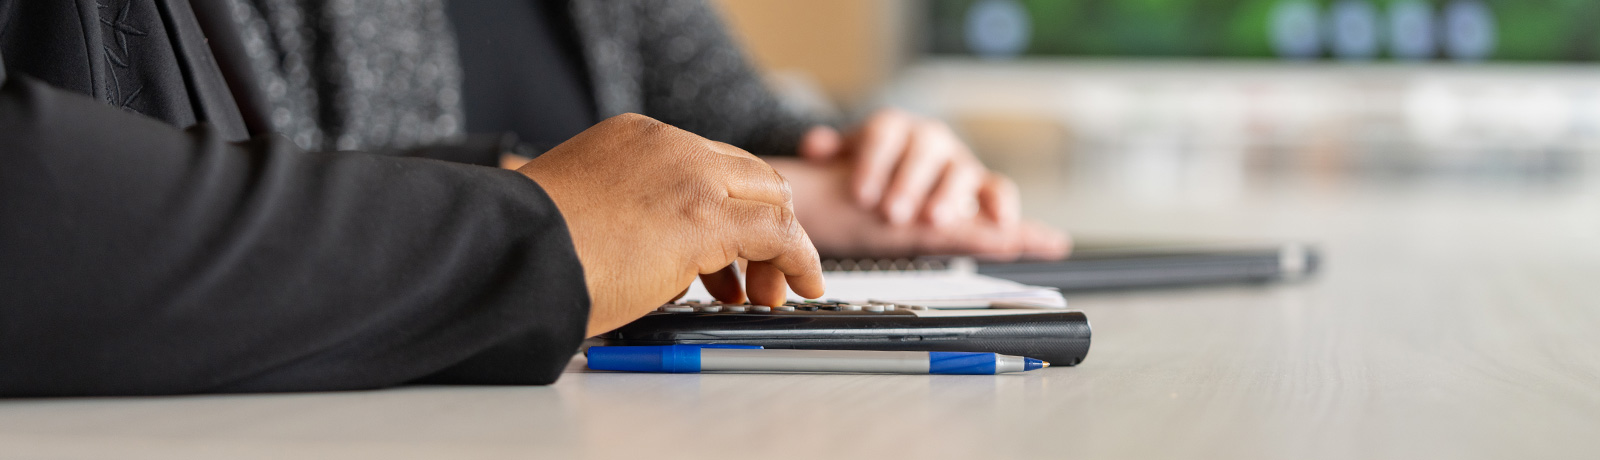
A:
<box><xmin>977</xmin><ymin>242</ymin><xmax>1320</xmax><ymax>292</ymax></box>
<box><xmin>600</xmin><ymin>301</ymin><xmax>1092</xmax><ymax>366</ymax></box>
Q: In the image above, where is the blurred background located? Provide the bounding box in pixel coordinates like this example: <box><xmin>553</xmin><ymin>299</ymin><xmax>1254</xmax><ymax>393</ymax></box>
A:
<box><xmin>713</xmin><ymin>0</ymin><xmax>1600</xmax><ymax>238</ymax></box>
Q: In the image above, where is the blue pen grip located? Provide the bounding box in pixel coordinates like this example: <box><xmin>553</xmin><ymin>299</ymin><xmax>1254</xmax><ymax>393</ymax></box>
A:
<box><xmin>587</xmin><ymin>345</ymin><xmax>762</xmax><ymax>373</ymax></box>
<box><xmin>928</xmin><ymin>352</ymin><xmax>999</xmax><ymax>374</ymax></box>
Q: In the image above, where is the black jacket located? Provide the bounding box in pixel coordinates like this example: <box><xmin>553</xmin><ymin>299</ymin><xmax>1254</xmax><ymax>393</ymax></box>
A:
<box><xmin>0</xmin><ymin>0</ymin><xmax>590</xmax><ymax>396</ymax></box>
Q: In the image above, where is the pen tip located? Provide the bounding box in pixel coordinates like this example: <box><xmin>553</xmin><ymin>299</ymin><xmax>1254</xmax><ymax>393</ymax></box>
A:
<box><xmin>1042</xmin><ymin>362</ymin><xmax>1051</xmax><ymax>368</ymax></box>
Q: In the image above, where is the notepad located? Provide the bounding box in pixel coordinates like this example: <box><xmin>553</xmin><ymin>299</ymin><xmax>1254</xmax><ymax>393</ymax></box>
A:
<box><xmin>681</xmin><ymin>257</ymin><xmax>1066</xmax><ymax>309</ymax></box>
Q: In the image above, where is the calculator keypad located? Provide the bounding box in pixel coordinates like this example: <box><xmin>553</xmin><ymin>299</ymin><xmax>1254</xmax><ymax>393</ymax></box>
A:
<box><xmin>655</xmin><ymin>300</ymin><xmax>926</xmax><ymax>315</ymax></box>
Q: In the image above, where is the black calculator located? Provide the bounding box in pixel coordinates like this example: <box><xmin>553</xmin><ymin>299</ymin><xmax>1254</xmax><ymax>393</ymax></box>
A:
<box><xmin>600</xmin><ymin>300</ymin><xmax>1092</xmax><ymax>366</ymax></box>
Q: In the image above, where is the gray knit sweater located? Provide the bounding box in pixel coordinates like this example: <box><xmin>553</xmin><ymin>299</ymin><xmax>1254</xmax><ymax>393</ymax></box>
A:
<box><xmin>226</xmin><ymin>0</ymin><xmax>817</xmax><ymax>156</ymax></box>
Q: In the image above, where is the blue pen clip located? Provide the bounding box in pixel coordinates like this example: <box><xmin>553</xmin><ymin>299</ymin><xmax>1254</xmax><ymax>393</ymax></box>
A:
<box><xmin>586</xmin><ymin>344</ymin><xmax>764</xmax><ymax>373</ymax></box>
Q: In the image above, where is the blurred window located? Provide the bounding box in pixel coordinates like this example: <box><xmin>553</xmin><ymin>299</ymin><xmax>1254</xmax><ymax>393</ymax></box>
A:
<box><xmin>928</xmin><ymin>0</ymin><xmax>1594</xmax><ymax>62</ymax></box>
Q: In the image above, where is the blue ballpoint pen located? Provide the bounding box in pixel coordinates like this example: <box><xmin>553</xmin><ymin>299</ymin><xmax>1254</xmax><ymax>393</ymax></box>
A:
<box><xmin>585</xmin><ymin>345</ymin><xmax>1050</xmax><ymax>375</ymax></box>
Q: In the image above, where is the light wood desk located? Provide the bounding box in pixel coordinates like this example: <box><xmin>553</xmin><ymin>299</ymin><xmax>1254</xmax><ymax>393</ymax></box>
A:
<box><xmin>3</xmin><ymin>176</ymin><xmax>1598</xmax><ymax>460</ymax></box>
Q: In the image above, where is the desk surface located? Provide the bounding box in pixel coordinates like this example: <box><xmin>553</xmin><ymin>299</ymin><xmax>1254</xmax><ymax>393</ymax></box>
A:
<box><xmin>4</xmin><ymin>177</ymin><xmax>1599</xmax><ymax>460</ymax></box>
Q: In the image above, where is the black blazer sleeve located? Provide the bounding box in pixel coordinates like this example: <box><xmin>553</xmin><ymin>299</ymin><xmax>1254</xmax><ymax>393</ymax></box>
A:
<box><xmin>0</xmin><ymin>65</ymin><xmax>591</xmax><ymax>396</ymax></box>
<box><xmin>386</xmin><ymin>134</ymin><xmax>519</xmax><ymax>168</ymax></box>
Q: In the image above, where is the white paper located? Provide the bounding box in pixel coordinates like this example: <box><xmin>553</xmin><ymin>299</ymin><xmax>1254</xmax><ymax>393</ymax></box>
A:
<box><xmin>679</xmin><ymin>267</ymin><xmax>1066</xmax><ymax>309</ymax></box>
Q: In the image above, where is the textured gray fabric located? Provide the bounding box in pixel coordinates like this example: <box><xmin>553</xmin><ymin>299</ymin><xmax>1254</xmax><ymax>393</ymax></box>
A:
<box><xmin>227</xmin><ymin>0</ymin><xmax>464</xmax><ymax>151</ymax></box>
<box><xmin>229</xmin><ymin>0</ymin><xmax>818</xmax><ymax>156</ymax></box>
<box><xmin>571</xmin><ymin>0</ymin><xmax>820</xmax><ymax>156</ymax></box>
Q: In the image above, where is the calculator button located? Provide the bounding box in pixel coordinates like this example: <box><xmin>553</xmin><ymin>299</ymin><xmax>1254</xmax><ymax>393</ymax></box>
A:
<box><xmin>751</xmin><ymin>305</ymin><xmax>772</xmax><ymax>313</ymax></box>
<box><xmin>696</xmin><ymin>305</ymin><xmax>722</xmax><ymax>313</ymax></box>
<box><xmin>841</xmin><ymin>305</ymin><xmax>863</xmax><ymax>311</ymax></box>
<box><xmin>725</xmin><ymin>306</ymin><xmax>748</xmax><ymax>313</ymax></box>
<box><xmin>797</xmin><ymin>306</ymin><xmax>819</xmax><ymax>311</ymax></box>
<box><xmin>662</xmin><ymin>306</ymin><xmax>695</xmax><ymax>313</ymax></box>
<box><xmin>904</xmin><ymin>304</ymin><xmax>927</xmax><ymax>311</ymax></box>
<box><xmin>775</xmin><ymin>306</ymin><xmax>796</xmax><ymax>312</ymax></box>
<box><xmin>862</xmin><ymin>305</ymin><xmax>885</xmax><ymax>312</ymax></box>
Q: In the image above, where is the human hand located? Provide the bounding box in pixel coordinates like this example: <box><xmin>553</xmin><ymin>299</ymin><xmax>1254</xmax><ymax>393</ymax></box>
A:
<box><xmin>799</xmin><ymin>108</ymin><xmax>1016</xmax><ymax>229</ymax></box>
<box><xmin>769</xmin><ymin>157</ymin><xmax>1069</xmax><ymax>261</ymax></box>
<box><xmin>518</xmin><ymin>114</ymin><xmax>825</xmax><ymax>336</ymax></box>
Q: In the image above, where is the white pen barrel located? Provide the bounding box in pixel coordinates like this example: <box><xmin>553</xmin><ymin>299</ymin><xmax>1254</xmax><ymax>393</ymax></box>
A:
<box><xmin>700</xmin><ymin>349</ymin><xmax>931</xmax><ymax>373</ymax></box>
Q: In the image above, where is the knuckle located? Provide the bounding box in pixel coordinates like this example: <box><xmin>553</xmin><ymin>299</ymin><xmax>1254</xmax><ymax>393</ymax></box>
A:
<box><xmin>706</xmin><ymin>139</ymin><xmax>754</xmax><ymax>160</ymax></box>
<box><xmin>916</xmin><ymin>123</ymin><xmax>956</xmax><ymax>154</ymax></box>
<box><xmin>989</xmin><ymin>172</ymin><xmax>1018</xmax><ymax>190</ymax></box>
<box><xmin>682</xmin><ymin>141</ymin><xmax>714</xmax><ymax>161</ymax></box>
<box><xmin>771</xmin><ymin>205</ymin><xmax>802</xmax><ymax>237</ymax></box>
<box><xmin>1002</xmin><ymin>179</ymin><xmax>1020</xmax><ymax>196</ymax></box>
<box><xmin>680</xmin><ymin>187</ymin><xmax>723</xmax><ymax>225</ymax></box>
<box><xmin>643</xmin><ymin>120</ymin><xmax>675</xmax><ymax>138</ymax></box>
<box><xmin>768</xmin><ymin>203</ymin><xmax>791</xmax><ymax>227</ymax></box>
<box><xmin>959</xmin><ymin>162</ymin><xmax>988</xmax><ymax>182</ymax></box>
<box><xmin>617</xmin><ymin>113</ymin><xmax>676</xmax><ymax>136</ymax></box>
<box><xmin>689</xmin><ymin>174</ymin><xmax>724</xmax><ymax>198</ymax></box>
<box><xmin>608</xmin><ymin>112</ymin><xmax>651</xmax><ymax>126</ymax></box>
<box><xmin>773</xmin><ymin>172</ymin><xmax>795</xmax><ymax>204</ymax></box>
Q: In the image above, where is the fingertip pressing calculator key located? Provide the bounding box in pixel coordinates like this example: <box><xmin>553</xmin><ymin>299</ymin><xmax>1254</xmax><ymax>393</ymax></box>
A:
<box><xmin>605</xmin><ymin>300</ymin><xmax>1093</xmax><ymax>366</ymax></box>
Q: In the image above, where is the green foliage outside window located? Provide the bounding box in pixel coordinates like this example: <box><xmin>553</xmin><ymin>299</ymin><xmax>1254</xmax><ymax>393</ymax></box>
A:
<box><xmin>929</xmin><ymin>0</ymin><xmax>1600</xmax><ymax>61</ymax></box>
